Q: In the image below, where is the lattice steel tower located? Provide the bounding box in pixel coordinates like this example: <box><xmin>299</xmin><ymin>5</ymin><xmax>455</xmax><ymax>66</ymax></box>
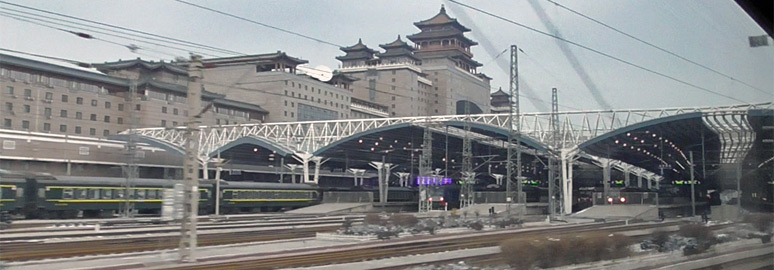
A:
<box><xmin>547</xmin><ymin>87</ymin><xmax>563</xmax><ymax>219</ymax></box>
<box><xmin>460</xmin><ymin>101</ymin><xmax>475</xmax><ymax>209</ymax></box>
<box><xmin>120</xmin><ymin>80</ymin><xmax>138</xmax><ymax>218</ymax></box>
<box><xmin>418</xmin><ymin>116</ymin><xmax>433</xmax><ymax>212</ymax></box>
<box><xmin>506</xmin><ymin>45</ymin><xmax>523</xmax><ymax>215</ymax></box>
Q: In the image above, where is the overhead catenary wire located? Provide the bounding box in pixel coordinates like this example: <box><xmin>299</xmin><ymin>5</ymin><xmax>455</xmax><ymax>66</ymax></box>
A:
<box><xmin>447</xmin><ymin>0</ymin><xmax>749</xmax><ymax>104</ymax></box>
<box><xmin>173</xmin><ymin>0</ymin><xmax>343</xmax><ymax>48</ymax></box>
<box><xmin>0</xmin><ymin>7</ymin><xmax>232</xmax><ymax>58</ymax></box>
<box><xmin>0</xmin><ymin>11</ymin><xmax>200</xmax><ymax>58</ymax></box>
<box><xmin>0</xmin><ymin>0</ymin><xmax>244</xmax><ymax>56</ymax></box>
<box><xmin>544</xmin><ymin>0</ymin><xmax>770</xmax><ymax>95</ymax></box>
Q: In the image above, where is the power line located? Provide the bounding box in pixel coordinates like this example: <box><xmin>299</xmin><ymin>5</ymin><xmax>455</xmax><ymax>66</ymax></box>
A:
<box><xmin>173</xmin><ymin>0</ymin><xmax>343</xmax><ymax>48</ymax></box>
<box><xmin>0</xmin><ymin>0</ymin><xmax>244</xmax><ymax>56</ymax></box>
<box><xmin>0</xmin><ymin>7</ymin><xmax>234</xmax><ymax>57</ymax></box>
<box><xmin>0</xmin><ymin>11</ymin><xmax>197</xmax><ymax>58</ymax></box>
<box><xmin>544</xmin><ymin>0</ymin><xmax>770</xmax><ymax>95</ymax></box>
<box><xmin>0</xmin><ymin>47</ymin><xmax>94</xmax><ymax>67</ymax></box>
<box><xmin>447</xmin><ymin>0</ymin><xmax>749</xmax><ymax>104</ymax></box>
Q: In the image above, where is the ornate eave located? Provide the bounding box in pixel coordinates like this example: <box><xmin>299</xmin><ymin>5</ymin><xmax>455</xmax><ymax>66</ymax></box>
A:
<box><xmin>406</xmin><ymin>30</ymin><xmax>478</xmax><ymax>46</ymax></box>
<box><xmin>94</xmin><ymin>58</ymin><xmax>188</xmax><ymax>75</ymax></box>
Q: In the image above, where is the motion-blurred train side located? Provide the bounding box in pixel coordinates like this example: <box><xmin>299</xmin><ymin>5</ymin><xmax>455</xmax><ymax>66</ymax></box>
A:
<box><xmin>0</xmin><ymin>170</ymin><xmax>319</xmax><ymax>219</ymax></box>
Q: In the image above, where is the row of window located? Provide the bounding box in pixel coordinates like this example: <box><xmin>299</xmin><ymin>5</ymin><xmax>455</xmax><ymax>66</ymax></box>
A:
<box><xmin>147</xmin><ymin>90</ymin><xmax>187</xmax><ymax>103</ymax></box>
<box><xmin>227</xmin><ymin>190</ymin><xmax>316</xmax><ymax>200</ymax></box>
<box><xmin>59</xmin><ymin>188</ymin><xmax>210</xmax><ymax>200</ymax></box>
<box><xmin>4</xmin><ymin>103</ymin><xmax>125</xmax><ymax>123</ymax></box>
<box><xmin>2</xmin><ymin>118</ymin><xmax>114</xmax><ymax>136</ymax></box>
<box><xmin>285</xmin><ymin>80</ymin><xmax>350</xmax><ymax>101</ymax></box>
<box><xmin>1</xmin><ymin>68</ymin><xmax>108</xmax><ymax>94</ymax></box>
<box><xmin>284</xmin><ymin>90</ymin><xmax>350</xmax><ymax>110</ymax></box>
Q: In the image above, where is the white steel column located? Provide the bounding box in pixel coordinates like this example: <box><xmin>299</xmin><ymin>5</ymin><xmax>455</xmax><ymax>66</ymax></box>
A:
<box><xmin>491</xmin><ymin>173</ymin><xmax>504</xmax><ymax>186</ymax></box>
<box><xmin>560</xmin><ymin>148</ymin><xmax>577</xmax><ymax>215</ymax></box>
<box><xmin>310</xmin><ymin>157</ymin><xmax>327</xmax><ymax>184</ymax></box>
<box><xmin>369</xmin><ymin>161</ymin><xmax>386</xmax><ymax>204</ymax></box>
<box><xmin>293</xmin><ymin>152</ymin><xmax>313</xmax><ymax>183</ymax></box>
<box><xmin>394</xmin><ymin>172</ymin><xmax>410</xmax><ymax>187</ymax></box>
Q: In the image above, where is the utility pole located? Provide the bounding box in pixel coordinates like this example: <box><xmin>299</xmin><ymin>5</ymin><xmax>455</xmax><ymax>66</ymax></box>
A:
<box><xmin>179</xmin><ymin>54</ymin><xmax>203</xmax><ymax>263</ymax></box>
<box><xmin>121</xmin><ymin>79</ymin><xmax>138</xmax><ymax>218</ymax></box>
<box><xmin>548</xmin><ymin>88</ymin><xmax>562</xmax><ymax>219</ymax></box>
<box><xmin>506</xmin><ymin>45</ymin><xmax>522</xmax><ymax>217</ymax></box>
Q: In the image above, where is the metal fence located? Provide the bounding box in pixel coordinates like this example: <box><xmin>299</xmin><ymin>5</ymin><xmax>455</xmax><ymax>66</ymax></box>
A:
<box><xmin>322</xmin><ymin>192</ymin><xmax>373</xmax><ymax>203</ymax></box>
<box><xmin>473</xmin><ymin>191</ymin><xmax>527</xmax><ymax>204</ymax></box>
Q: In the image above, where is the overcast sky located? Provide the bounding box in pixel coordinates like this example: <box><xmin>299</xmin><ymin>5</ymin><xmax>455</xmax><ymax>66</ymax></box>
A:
<box><xmin>1</xmin><ymin>0</ymin><xmax>772</xmax><ymax>112</ymax></box>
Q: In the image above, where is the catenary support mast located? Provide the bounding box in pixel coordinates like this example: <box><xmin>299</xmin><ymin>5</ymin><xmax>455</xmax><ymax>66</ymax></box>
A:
<box><xmin>179</xmin><ymin>54</ymin><xmax>203</xmax><ymax>262</ymax></box>
<box><xmin>121</xmin><ymin>79</ymin><xmax>138</xmax><ymax>218</ymax></box>
<box><xmin>506</xmin><ymin>45</ymin><xmax>522</xmax><ymax>215</ymax></box>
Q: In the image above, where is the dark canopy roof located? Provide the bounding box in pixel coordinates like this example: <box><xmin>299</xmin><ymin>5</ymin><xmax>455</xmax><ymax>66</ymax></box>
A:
<box><xmin>413</xmin><ymin>5</ymin><xmax>471</xmax><ymax>32</ymax></box>
<box><xmin>337</xmin><ymin>39</ymin><xmax>378</xmax><ymax>61</ymax></box>
<box><xmin>94</xmin><ymin>58</ymin><xmax>188</xmax><ymax>75</ymax></box>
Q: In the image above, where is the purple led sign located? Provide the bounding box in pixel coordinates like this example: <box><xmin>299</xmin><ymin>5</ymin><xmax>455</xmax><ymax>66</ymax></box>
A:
<box><xmin>416</xmin><ymin>176</ymin><xmax>453</xmax><ymax>186</ymax></box>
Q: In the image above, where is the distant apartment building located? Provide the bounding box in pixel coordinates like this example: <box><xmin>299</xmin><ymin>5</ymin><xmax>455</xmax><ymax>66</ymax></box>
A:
<box><xmin>335</xmin><ymin>6</ymin><xmax>491</xmax><ymax>117</ymax></box>
<box><xmin>188</xmin><ymin>52</ymin><xmax>358</xmax><ymax>123</ymax></box>
<box><xmin>0</xmin><ymin>53</ymin><xmax>268</xmax><ymax>139</ymax></box>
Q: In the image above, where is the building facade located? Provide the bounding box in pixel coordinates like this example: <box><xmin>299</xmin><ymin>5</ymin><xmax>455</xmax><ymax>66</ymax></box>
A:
<box><xmin>335</xmin><ymin>6</ymin><xmax>491</xmax><ymax>118</ymax></box>
<box><xmin>192</xmin><ymin>52</ymin><xmax>355</xmax><ymax>123</ymax></box>
<box><xmin>1</xmin><ymin>53</ymin><xmax>268</xmax><ymax>139</ymax></box>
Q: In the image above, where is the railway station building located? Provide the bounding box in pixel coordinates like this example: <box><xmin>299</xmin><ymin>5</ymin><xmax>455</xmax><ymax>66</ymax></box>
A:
<box><xmin>335</xmin><ymin>5</ymin><xmax>492</xmax><ymax>117</ymax></box>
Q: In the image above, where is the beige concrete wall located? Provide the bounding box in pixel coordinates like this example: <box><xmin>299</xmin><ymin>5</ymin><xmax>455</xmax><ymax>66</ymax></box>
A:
<box><xmin>340</xmin><ymin>65</ymin><xmax>432</xmax><ymax>117</ymax></box>
<box><xmin>200</xmin><ymin>69</ymin><xmax>352</xmax><ymax>123</ymax></box>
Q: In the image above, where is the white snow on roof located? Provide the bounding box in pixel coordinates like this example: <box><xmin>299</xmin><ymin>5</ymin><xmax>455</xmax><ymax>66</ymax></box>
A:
<box><xmin>1</xmin><ymin>49</ymin><xmax>104</xmax><ymax>75</ymax></box>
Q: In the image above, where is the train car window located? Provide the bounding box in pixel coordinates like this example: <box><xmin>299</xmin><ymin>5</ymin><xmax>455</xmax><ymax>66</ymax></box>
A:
<box><xmin>38</xmin><ymin>188</ymin><xmax>46</xmax><ymax>198</ymax></box>
<box><xmin>232</xmin><ymin>191</ymin><xmax>239</xmax><ymax>199</ymax></box>
<box><xmin>200</xmin><ymin>190</ymin><xmax>208</xmax><ymax>200</ymax></box>
<box><xmin>116</xmin><ymin>189</ymin><xmax>125</xmax><ymax>198</ymax></box>
<box><xmin>148</xmin><ymin>190</ymin><xmax>158</xmax><ymax>199</ymax></box>
<box><xmin>103</xmin><ymin>189</ymin><xmax>113</xmax><ymax>199</ymax></box>
<box><xmin>16</xmin><ymin>187</ymin><xmax>24</xmax><ymax>198</ymax></box>
<box><xmin>63</xmin><ymin>189</ymin><xmax>74</xmax><ymax>199</ymax></box>
<box><xmin>136</xmin><ymin>190</ymin><xmax>146</xmax><ymax>199</ymax></box>
<box><xmin>75</xmin><ymin>189</ymin><xmax>87</xmax><ymax>199</ymax></box>
<box><xmin>88</xmin><ymin>189</ymin><xmax>98</xmax><ymax>199</ymax></box>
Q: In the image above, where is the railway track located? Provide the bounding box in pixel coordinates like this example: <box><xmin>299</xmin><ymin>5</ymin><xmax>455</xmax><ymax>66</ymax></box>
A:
<box><xmin>146</xmin><ymin>221</ymin><xmax>687</xmax><ymax>270</ymax></box>
<box><xmin>0</xmin><ymin>216</ymin><xmax>360</xmax><ymax>241</ymax></box>
<box><xmin>3</xmin><ymin>213</ymin><xmax>347</xmax><ymax>232</ymax></box>
<box><xmin>0</xmin><ymin>224</ymin><xmax>340</xmax><ymax>261</ymax></box>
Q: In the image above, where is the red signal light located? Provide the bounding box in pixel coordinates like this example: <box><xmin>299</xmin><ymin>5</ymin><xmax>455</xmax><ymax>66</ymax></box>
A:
<box><xmin>619</xmin><ymin>197</ymin><xmax>626</xmax><ymax>203</ymax></box>
<box><xmin>607</xmin><ymin>197</ymin><xmax>614</xmax><ymax>204</ymax></box>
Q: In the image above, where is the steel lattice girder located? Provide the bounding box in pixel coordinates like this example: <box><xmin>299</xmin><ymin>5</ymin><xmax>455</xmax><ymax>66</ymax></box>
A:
<box><xmin>127</xmin><ymin>103</ymin><xmax>771</xmax><ymax>161</ymax></box>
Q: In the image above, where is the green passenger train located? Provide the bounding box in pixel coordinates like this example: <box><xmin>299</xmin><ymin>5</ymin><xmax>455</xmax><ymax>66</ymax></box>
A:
<box><xmin>0</xmin><ymin>170</ymin><xmax>319</xmax><ymax>219</ymax></box>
